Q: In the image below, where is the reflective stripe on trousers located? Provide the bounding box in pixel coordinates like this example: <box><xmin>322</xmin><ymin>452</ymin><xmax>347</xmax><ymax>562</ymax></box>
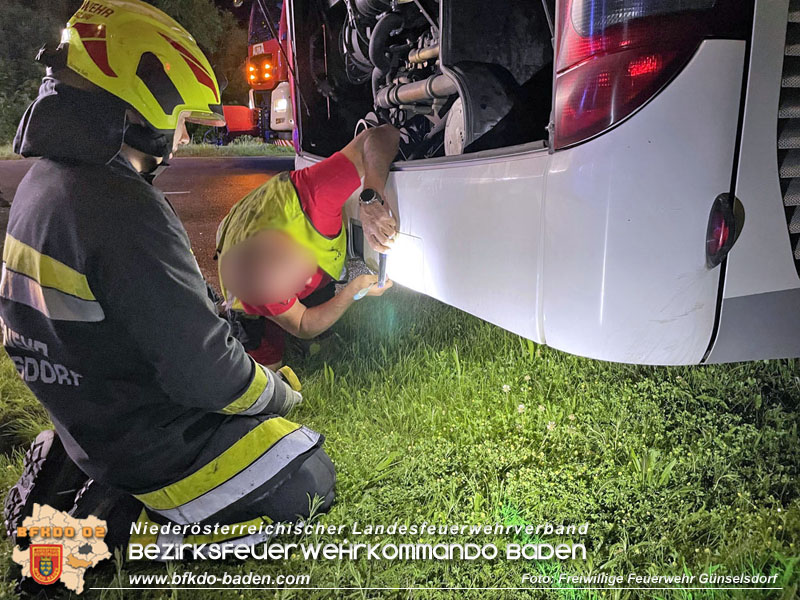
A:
<box><xmin>133</xmin><ymin>419</ymin><xmax>320</xmax><ymax>524</ymax></box>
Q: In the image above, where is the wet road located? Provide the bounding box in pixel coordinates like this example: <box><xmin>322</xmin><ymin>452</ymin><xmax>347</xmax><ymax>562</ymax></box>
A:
<box><xmin>0</xmin><ymin>156</ymin><xmax>295</xmax><ymax>287</ymax></box>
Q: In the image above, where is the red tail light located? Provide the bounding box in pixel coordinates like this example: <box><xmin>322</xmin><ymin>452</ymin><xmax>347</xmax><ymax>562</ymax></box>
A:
<box><xmin>706</xmin><ymin>194</ymin><xmax>738</xmax><ymax>268</ymax></box>
<box><xmin>553</xmin><ymin>0</ymin><xmax>725</xmax><ymax>149</ymax></box>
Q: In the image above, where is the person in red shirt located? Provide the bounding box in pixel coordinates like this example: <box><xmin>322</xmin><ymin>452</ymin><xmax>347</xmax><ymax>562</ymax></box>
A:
<box><xmin>216</xmin><ymin>125</ymin><xmax>400</xmax><ymax>369</ymax></box>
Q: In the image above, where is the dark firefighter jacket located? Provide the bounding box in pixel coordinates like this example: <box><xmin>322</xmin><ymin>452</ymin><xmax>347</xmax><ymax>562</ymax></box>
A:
<box><xmin>0</xmin><ymin>77</ymin><xmax>323</xmax><ymax>525</ymax></box>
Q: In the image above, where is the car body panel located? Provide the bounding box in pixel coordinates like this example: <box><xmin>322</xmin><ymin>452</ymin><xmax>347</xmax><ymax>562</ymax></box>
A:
<box><xmin>724</xmin><ymin>0</ymin><xmax>799</xmax><ymax>298</ymax></box>
<box><xmin>543</xmin><ymin>40</ymin><xmax>745</xmax><ymax>364</ymax></box>
<box><xmin>704</xmin><ymin>0</ymin><xmax>800</xmax><ymax>362</ymax></box>
<box><xmin>294</xmin><ymin>19</ymin><xmax>796</xmax><ymax>364</ymax></box>
<box><xmin>297</xmin><ymin>150</ymin><xmax>550</xmax><ymax>344</ymax></box>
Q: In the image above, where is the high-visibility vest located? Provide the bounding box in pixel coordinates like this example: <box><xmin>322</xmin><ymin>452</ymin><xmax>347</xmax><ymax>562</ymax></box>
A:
<box><xmin>216</xmin><ymin>172</ymin><xmax>347</xmax><ymax>306</ymax></box>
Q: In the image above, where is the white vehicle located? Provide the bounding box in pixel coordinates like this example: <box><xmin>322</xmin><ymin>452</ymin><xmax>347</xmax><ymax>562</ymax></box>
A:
<box><xmin>287</xmin><ymin>0</ymin><xmax>800</xmax><ymax>365</ymax></box>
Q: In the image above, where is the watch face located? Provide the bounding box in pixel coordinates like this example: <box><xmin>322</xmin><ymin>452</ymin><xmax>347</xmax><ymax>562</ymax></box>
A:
<box><xmin>360</xmin><ymin>189</ymin><xmax>377</xmax><ymax>203</ymax></box>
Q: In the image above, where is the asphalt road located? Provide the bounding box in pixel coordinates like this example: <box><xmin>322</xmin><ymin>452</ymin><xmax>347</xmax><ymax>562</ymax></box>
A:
<box><xmin>0</xmin><ymin>156</ymin><xmax>295</xmax><ymax>287</ymax></box>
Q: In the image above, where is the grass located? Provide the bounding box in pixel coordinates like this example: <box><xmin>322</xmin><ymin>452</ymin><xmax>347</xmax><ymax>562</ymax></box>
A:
<box><xmin>0</xmin><ymin>140</ymin><xmax>295</xmax><ymax>160</ymax></box>
<box><xmin>0</xmin><ymin>145</ymin><xmax>20</xmax><ymax>160</ymax></box>
<box><xmin>0</xmin><ymin>287</ymin><xmax>798</xmax><ymax>599</ymax></box>
<box><xmin>174</xmin><ymin>141</ymin><xmax>295</xmax><ymax>158</ymax></box>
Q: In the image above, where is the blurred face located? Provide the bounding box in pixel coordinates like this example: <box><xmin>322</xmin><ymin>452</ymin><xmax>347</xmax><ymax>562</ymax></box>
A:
<box><xmin>219</xmin><ymin>230</ymin><xmax>318</xmax><ymax>306</ymax></box>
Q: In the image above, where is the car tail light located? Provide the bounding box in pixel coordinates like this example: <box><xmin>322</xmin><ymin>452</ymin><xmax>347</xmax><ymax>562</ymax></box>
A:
<box><xmin>553</xmin><ymin>0</ymin><xmax>739</xmax><ymax>149</ymax></box>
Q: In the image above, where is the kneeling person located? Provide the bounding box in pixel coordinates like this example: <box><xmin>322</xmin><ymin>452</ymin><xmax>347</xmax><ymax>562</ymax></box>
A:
<box><xmin>216</xmin><ymin>125</ymin><xmax>401</xmax><ymax>369</ymax></box>
<box><xmin>1</xmin><ymin>0</ymin><xmax>333</xmax><ymax>548</ymax></box>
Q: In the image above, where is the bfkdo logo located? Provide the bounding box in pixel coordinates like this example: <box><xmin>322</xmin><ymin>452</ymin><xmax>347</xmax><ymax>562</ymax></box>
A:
<box><xmin>13</xmin><ymin>504</ymin><xmax>111</xmax><ymax>594</ymax></box>
<box><xmin>30</xmin><ymin>545</ymin><xmax>62</xmax><ymax>585</ymax></box>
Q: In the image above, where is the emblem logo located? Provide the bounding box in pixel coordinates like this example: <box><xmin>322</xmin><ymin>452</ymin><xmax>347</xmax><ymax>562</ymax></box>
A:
<box><xmin>30</xmin><ymin>544</ymin><xmax>63</xmax><ymax>585</ymax></box>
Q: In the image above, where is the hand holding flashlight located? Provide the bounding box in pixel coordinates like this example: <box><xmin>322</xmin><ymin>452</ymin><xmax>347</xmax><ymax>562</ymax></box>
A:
<box><xmin>352</xmin><ymin>274</ymin><xmax>393</xmax><ymax>300</ymax></box>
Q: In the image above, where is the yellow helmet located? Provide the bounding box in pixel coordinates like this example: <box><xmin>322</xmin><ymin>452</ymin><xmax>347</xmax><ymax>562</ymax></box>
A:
<box><xmin>61</xmin><ymin>0</ymin><xmax>225</xmax><ymax>131</ymax></box>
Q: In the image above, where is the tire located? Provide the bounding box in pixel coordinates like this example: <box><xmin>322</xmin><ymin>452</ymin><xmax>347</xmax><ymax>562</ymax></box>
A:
<box><xmin>203</xmin><ymin>128</ymin><xmax>222</xmax><ymax>145</ymax></box>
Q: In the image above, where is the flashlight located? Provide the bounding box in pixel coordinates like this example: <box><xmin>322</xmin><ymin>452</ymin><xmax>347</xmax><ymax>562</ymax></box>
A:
<box><xmin>378</xmin><ymin>253</ymin><xmax>388</xmax><ymax>288</ymax></box>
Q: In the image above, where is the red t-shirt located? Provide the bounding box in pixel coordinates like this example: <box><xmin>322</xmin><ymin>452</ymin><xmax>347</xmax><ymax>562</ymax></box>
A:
<box><xmin>239</xmin><ymin>151</ymin><xmax>361</xmax><ymax>317</ymax></box>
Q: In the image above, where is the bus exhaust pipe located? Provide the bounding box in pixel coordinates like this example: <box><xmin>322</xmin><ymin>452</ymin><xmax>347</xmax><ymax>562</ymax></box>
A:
<box><xmin>375</xmin><ymin>73</ymin><xmax>458</xmax><ymax>109</ymax></box>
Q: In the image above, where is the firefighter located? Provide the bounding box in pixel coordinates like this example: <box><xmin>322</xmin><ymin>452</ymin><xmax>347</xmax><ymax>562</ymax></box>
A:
<box><xmin>215</xmin><ymin>125</ymin><xmax>401</xmax><ymax>370</ymax></box>
<box><xmin>1</xmin><ymin>0</ymin><xmax>334</xmax><ymax>551</ymax></box>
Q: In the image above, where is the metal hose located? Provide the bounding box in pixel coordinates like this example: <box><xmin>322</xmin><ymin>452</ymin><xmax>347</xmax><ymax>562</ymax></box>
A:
<box><xmin>375</xmin><ymin>73</ymin><xmax>458</xmax><ymax>108</ymax></box>
<box><xmin>368</xmin><ymin>12</ymin><xmax>404</xmax><ymax>73</ymax></box>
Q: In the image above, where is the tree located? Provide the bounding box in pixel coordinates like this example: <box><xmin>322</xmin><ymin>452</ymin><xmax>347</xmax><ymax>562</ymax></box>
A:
<box><xmin>147</xmin><ymin>1</ymin><xmax>249</xmax><ymax>104</ymax></box>
<box><xmin>211</xmin><ymin>10</ymin><xmax>250</xmax><ymax>105</ymax></box>
<box><xmin>0</xmin><ymin>0</ymin><xmax>247</xmax><ymax>143</ymax></box>
<box><xmin>0</xmin><ymin>1</ymin><xmax>80</xmax><ymax>142</ymax></box>
<box><xmin>148</xmin><ymin>0</ymin><xmax>228</xmax><ymax>53</ymax></box>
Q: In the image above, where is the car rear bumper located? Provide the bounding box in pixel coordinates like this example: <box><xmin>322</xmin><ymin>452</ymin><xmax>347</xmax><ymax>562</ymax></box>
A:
<box><xmin>297</xmin><ymin>39</ymin><xmax>799</xmax><ymax>365</ymax></box>
<box><xmin>543</xmin><ymin>40</ymin><xmax>745</xmax><ymax>364</ymax></box>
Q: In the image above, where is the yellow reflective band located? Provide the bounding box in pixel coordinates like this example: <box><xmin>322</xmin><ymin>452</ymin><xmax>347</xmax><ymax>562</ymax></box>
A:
<box><xmin>2</xmin><ymin>235</ymin><xmax>96</xmax><ymax>301</ymax></box>
<box><xmin>134</xmin><ymin>417</ymin><xmax>300</xmax><ymax>510</ymax></box>
<box><xmin>0</xmin><ymin>266</ymin><xmax>105</xmax><ymax>322</ymax></box>
<box><xmin>184</xmin><ymin>515</ymin><xmax>273</xmax><ymax>545</ymax></box>
<box><xmin>219</xmin><ymin>359</ymin><xmax>268</xmax><ymax>415</ymax></box>
<box><xmin>145</xmin><ymin>426</ymin><xmax>320</xmax><ymax>524</ymax></box>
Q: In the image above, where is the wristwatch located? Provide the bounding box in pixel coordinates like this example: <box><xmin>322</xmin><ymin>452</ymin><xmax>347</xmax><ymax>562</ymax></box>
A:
<box><xmin>359</xmin><ymin>188</ymin><xmax>384</xmax><ymax>205</ymax></box>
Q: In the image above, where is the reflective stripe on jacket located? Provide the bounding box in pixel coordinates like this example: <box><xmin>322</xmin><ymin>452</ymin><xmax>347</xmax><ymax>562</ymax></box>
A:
<box><xmin>2</xmin><ymin>75</ymin><xmax>325</xmax><ymax>515</ymax></box>
<box><xmin>0</xmin><ymin>153</ymin><xmax>324</xmax><ymax>517</ymax></box>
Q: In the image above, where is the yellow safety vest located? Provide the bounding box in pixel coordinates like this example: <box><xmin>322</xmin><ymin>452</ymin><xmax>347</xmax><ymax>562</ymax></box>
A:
<box><xmin>215</xmin><ymin>172</ymin><xmax>347</xmax><ymax>306</ymax></box>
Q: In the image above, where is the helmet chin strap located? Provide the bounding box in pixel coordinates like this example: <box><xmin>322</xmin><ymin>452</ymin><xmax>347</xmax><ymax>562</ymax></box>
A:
<box><xmin>123</xmin><ymin>122</ymin><xmax>174</xmax><ymax>183</ymax></box>
<box><xmin>141</xmin><ymin>161</ymin><xmax>170</xmax><ymax>185</ymax></box>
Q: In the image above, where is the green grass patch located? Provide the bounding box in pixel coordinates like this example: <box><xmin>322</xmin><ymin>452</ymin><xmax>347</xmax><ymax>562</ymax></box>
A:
<box><xmin>0</xmin><ymin>287</ymin><xmax>797</xmax><ymax>599</ymax></box>
<box><xmin>0</xmin><ymin>144</ymin><xmax>21</xmax><ymax>160</ymax></box>
<box><xmin>175</xmin><ymin>140</ymin><xmax>295</xmax><ymax>158</ymax></box>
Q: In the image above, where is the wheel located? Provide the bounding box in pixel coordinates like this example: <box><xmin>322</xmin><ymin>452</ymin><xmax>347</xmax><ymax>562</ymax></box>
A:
<box><xmin>203</xmin><ymin>127</ymin><xmax>224</xmax><ymax>145</ymax></box>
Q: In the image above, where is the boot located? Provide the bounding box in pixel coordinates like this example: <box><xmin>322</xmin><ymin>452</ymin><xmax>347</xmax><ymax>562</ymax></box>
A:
<box><xmin>5</xmin><ymin>430</ymin><xmax>87</xmax><ymax>597</ymax></box>
<box><xmin>4</xmin><ymin>430</ymin><xmax>87</xmax><ymax>549</ymax></box>
<box><xmin>68</xmin><ymin>477</ymin><xmax>143</xmax><ymax>552</ymax></box>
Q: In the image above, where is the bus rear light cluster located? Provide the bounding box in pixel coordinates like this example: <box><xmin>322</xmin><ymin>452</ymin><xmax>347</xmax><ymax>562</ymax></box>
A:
<box><xmin>553</xmin><ymin>0</ymin><xmax>744</xmax><ymax>149</ymax></box>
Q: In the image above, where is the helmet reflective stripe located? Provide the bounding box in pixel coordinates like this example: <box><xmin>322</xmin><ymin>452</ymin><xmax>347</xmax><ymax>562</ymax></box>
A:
<box><xmin>63</xmin><ymin>0</ymin><xmax>225</xmax><ymax>131</ymax></box>
<box><xmin>158</xmin><ymin>33</ymin><xmax>219</xmax><ymax>103</ymax></box>
<box><xmin>71</xmin><ymin>22</ymin><xmax>116</xmax><ymax>77</ymax></box>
